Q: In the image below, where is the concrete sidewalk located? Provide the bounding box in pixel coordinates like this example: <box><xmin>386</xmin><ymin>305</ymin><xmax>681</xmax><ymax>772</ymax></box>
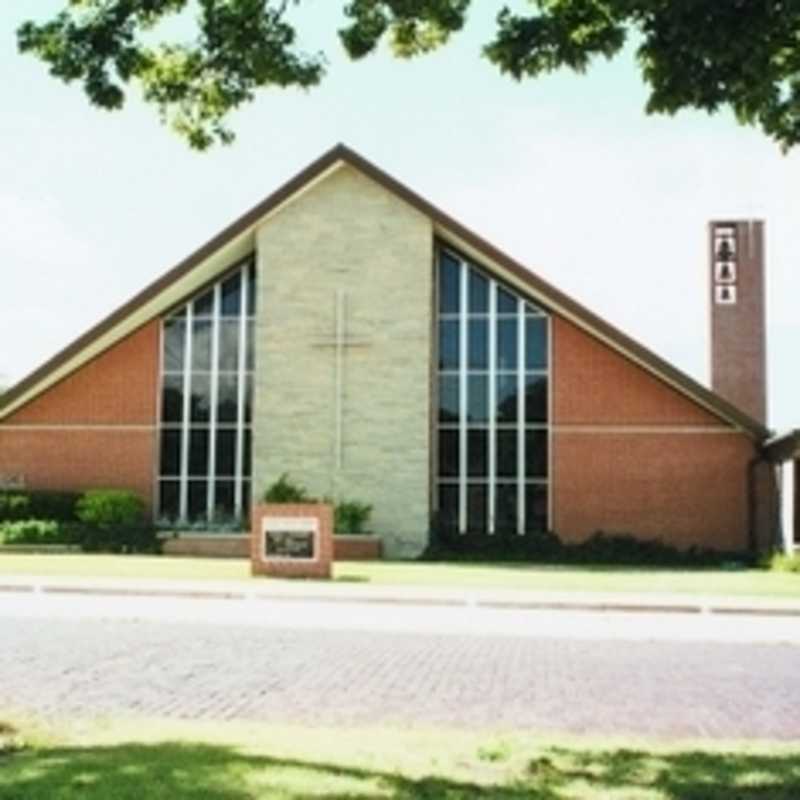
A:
<box><xmin>2</xmin><ymin>573</ymin><xmax>800</xmax><ymax>617</ymax></box>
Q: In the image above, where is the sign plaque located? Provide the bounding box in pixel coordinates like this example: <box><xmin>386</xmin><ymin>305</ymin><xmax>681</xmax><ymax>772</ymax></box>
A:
<box><xmin>263</xmin><ymin>517</ymin><xmax>318</xmax><ymax>561</ymax></box>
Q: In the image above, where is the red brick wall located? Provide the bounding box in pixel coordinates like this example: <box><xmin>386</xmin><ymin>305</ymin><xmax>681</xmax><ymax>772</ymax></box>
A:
<box><xmin>6</xmin><ymin>322</ymin><xmax>159</xmax><ymax>425</ymax></box>
<box><xmin>0</xmin><ymin>322</ymin><xmax>160</xmax><ymax>507</ymax></box>
<box><xmin>333</xmin><ymin>535</ymin><xmax>383</xmax><ymax>560</ymax></box>
<box><xmin>552</xmin><ymin>316</ymin><xmax>761</xmax><ymax>551</ymax></box>
<box><xmin>553</xmin><ymin>316</ymin><xmax>724</xmax><ymax>426</ymax></box>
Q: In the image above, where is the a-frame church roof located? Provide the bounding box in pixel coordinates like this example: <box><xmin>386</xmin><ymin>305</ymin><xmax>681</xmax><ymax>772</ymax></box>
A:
<box><xmin>0</xmin><ymin>144</ymin><xmax>770</xmax><ymax>439</ymax></box>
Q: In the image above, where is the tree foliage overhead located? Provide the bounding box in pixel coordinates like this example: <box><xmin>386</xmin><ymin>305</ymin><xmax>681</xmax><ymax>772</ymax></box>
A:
<box><xmin>17</xmin><ymin>1</ymin><xmax>800</xmax><ymax>150</ymax></box>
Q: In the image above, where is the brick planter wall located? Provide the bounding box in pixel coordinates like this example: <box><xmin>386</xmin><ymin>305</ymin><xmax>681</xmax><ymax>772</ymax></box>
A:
<box><xmin>161</xmin><ymin>535</ymin><xmax>249</xmax><ymax>558</ymax></box>
<box><xmin>333</xmin><ymin>535</ymin><xmax>382</xmax><ymax>561</ymax></box>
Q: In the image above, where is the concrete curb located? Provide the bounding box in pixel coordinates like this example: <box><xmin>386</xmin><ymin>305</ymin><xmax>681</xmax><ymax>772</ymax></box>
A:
<box><xmin>2</xmin><ymin>581</ymin><xmax>800</xmax><ymax>618</ymax></box>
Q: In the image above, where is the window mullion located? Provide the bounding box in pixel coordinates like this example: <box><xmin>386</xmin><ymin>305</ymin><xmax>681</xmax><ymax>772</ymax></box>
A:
<box><xmin>206</xmin><ymin>284</ymin><xmax>221</xmax><ymax>523</ymax></box>
<box><xmin>488</xmin><ymin>283</ymin><xmax>497</xmax><ymax>535</ymax></box>
<box><xmin>179</xmin><ymin>306</ymin><xmax>193</xmax><ymax>520</ymax></box>
<box><xmin>517</xmin><ymin>300</ymin><xmax>526</xmax><ymax>535</ymax></box>
<box><xmin>458</xmin><ymin>260</ymin><xmax>468</xmax><ymax>535</ymax></box>
<box><xmin>234</xmin><ymin>264</ymin><xmax>249</xmax><ymax>519</ymax></box>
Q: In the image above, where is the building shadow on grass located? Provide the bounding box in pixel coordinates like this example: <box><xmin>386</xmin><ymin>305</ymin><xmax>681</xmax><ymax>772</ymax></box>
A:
<box><xmin>1</xmin><ymin>741</ymin><xmax>799</xmax><ymax>799</ymax></box>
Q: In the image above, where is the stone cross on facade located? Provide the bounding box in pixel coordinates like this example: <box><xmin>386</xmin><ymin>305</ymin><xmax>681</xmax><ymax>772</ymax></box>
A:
<box><xmin>312</xmin><ymin>289</ymin><xmax>370</xmax><ymax>469</ymax></box>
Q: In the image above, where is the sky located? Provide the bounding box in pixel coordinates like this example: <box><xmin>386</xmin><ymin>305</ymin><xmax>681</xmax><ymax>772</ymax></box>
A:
<box><xmin>1</xmin><ymin>2</ymin><xmax>798</xmax><ymax>431</ymax></box>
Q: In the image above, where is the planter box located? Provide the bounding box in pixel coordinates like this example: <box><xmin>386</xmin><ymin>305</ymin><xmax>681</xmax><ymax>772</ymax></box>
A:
<box><xmin>251</xmin><ymin>503</ymin><xmax>333</xmax><ymax>579</ymax></box>
<box><xmin>0</xmin><ymin>544</ymin><xmax>80</xmax><ymax>555</ymax></box>
<box><xmin>333</xmin><ymin>535</ymin><xmax>382</xmax><ymax>561</ymax></box>
<box><xmin>160</xmin><ymin>534</ymin><xmax>249</xmax><ymax>558</ymax></box>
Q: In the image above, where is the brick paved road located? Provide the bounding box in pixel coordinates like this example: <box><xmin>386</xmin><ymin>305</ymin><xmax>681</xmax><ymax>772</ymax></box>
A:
<box><xmin>2</xmin><ymin>614</ymin><xmax>799</xmax><ymax>738</ymax></box>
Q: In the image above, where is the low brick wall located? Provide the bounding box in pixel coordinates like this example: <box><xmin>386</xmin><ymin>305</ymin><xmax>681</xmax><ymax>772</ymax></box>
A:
<box><xmin>161</xmin><ymin>535</ymin><xmax>249</xmax><ymax>558</ymax></box>
<box><xmin>333</xmin><ymin>535</ymin><xmax>382</xmax><ymax>561</ymax></box>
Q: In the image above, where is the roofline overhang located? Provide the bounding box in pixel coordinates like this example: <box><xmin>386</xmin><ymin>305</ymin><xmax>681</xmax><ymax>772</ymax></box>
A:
<box><xmin>0</xmin><ymin>143</ymin><xmax>771</xmax><ymax>439</ymax></box>
<box><xmin>763</xmin><ymin>429</ymin><xmax>800</xmax><ymax>462</ymax></box>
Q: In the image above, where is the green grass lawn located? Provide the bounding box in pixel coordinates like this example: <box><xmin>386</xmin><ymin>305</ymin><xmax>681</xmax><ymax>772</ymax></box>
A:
<box><xmin>2</xmin><ymin>716</ymin><xmax>799</xmax><ymax>799</ymax></box>
<box><xmin>0</xmin><ymin>552</ymin><xmax>798</xmax><ymax>597</ymax></box>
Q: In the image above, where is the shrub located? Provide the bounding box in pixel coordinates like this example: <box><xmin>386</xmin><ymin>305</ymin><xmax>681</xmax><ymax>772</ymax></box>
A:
<box><xmin>76</xmin><ymin>490</ymin><xmax>145</xmax><ymax>527</ymax></box>
<box><xmin>766</xmin><ymin>552</ymin><xmax>800</xmax><ymax>573</ymax></box>
<box><xmin>74</xmin><ymin>489</ymin><xmax>158</xmax><ymax>554</ymax></box>
<box><xmin>0</xmin><ymin>490</ymin><xmax>80</xmax><ymax>522</ymax></box>
<box><xmin>0</xmin><ymin>494</ymin><xmax>29</xmax><ymax>521</ymax></box>
<box><xmin>334</xmin><ymin>500</ymin><xmax>373</xmax><ymax>534</ymax></box>
<box><xmin>422</xmin><ymin>519</ymin><xmax>561</xmax><ymax>562</ymax></box>
<box><xmin>0</xmin><ymin>519</ymin><xmax>74</xmax><ymax>546</ymax></box>
<box><xmin>263</xmin><ymin>474</ymin><xmax>313</xmax><ymax>504</ymax></box>
<box><xmin>76</xmin><ymin>524</ymin><xmax>160</xmax><ymax>554</ymax></box>
<box><xmin>423</xmin><ymin>522</ymin><xmax>749</xmax><ymax>566</ymax></box>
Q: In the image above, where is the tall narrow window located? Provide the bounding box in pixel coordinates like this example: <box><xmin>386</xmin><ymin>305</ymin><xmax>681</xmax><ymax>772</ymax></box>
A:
<box><xmin>157</xmin><ymin>258</ymin><xmax>256</xmax><ymax>526</ymax></box>
<box><xmin>436</xmin><ymin>248</ymin><xmax>549</xmax><ymax>535</ymax></box>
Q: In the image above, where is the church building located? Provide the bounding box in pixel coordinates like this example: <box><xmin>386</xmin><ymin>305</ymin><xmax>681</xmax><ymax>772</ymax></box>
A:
<box><xmin>0</xmin><ymin>145</ymin><xmax>792</xmax><ymax>558</ymax></box>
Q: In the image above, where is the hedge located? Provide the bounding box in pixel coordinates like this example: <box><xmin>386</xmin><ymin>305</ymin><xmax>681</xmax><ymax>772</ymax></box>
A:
<box><xmin>423</xmin><ymin>523</ymin><xmax>752</xmax><ymax>567</ymax></box>
<box><xmin>0</xmin><ymin>489</ymin><xmax>158</xmax><ymax>553</ymax></box>
<box><xmin>0</xmin><ymin>490</ymin><xmax>81</xmax><ymax>523</ymax></box>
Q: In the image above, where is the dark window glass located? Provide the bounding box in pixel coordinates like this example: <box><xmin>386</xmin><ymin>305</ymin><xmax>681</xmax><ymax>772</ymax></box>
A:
<box><xmin>158</xmin><ymin>480</ymin><xmax>180</xmax><ymax>520</ymax></box>
<box><xmin>525</xmin><ymin>429</ymin><xmax>548</xmax><ymax>478</ymax></box>
<box><xmin>437</xmin><ymin>484</ymin><xmax>459</xmax><ymax>533</ymax></box>
<box><xmin>215</xmin><ymin>429</ymin><xmax>236</xmax><ymax>476</ymax></box>
<box><xmin>438</xmin><ymin>375</ymin><xmax>459</xmax><ymax>424</ymax></box>
<box><xmin>525</xmin><ymin>317</ymin><xmax>548</xmax><ymax>370</ymax></box>
<box><xmin>163</xmin><ymin>319</ymin><xmax>185</xmax><ymax>372</ymax></box>
<box><xmin>244</xmin><ymin>375</ymin><xmax>253</xmax><ymax>423</ymax></box>
<box><xmin>218</xmin><ymin>321</ymin><xmax>240</xmax><ymax>372</ymax></box>
<box><xmin>466</xmin><ymin>483</ymin><xmax>487</xmax><ymax>534</ymax></box>
<box><xmin>243</xmin><ymin>429</ymin><xmax>252</xmax><ymax>477</ymax></box>
<box><xmin>496</xmin><ymin>374</ymin><xmax>518</xmax><ymax>423</ymax></box>
<box><xmin>468</xmin><ymin>319</ymin><xmax>488</xmax><ymax>370</ymax></box>
<box><xmin>495</xmin><ymin>483</ymin><xmax>517</xmax><ymax>534</ymax></box>
<box><xmin>468</xmin><ymin>270</ymin><xmax>488</xmax><ymax>313</ymax></box>
<box><xmin>525</xmin><ymin>484</ymin><xmax>548</xmax><ymax>533</ymax></box>
<box><xmin>160</xmin><ymin>429</ymin><xmax>182</xmax><ymax>477</ymax></box>
<box><xmin>467</xmin><ymin>375</ymin><xmax>488</xmax><ymax>423</ymax></box>
<box><xmin>193</xmin><ymin>289</ymin><xmax>214</xmax><ymax>317</ymax></box>
<box><xmin>161</xmin><ymin>375</ymin><xmax>183</xmax><ymax>423</ymax></box>
<box><xmin>220</xmin><ymin>273</ymin><xmax>241</xmax><ymax>317</ymax></box>
<box><xmin>171</xmin><ymin>308</ymin><xmax>186</xmax><ymax>320</ymax></box>
<box><xmin>497</xmin><ymin>287</ymin><xmax>516</xmax><ymax>314</ymax></box>
<box><xmin>188</xmin><ymin>429</ymin><xmax>209</xmax><ymax>476</ymax></box>
<box><xmin>526</xmin><ymin>302</ymin><xmax>544</xmax><ymax>316</ymax></box>
<box><xmin>245</xmin><ymin>322</ymin><xmax>254</xmax><ymax>370</ymax></box>
<box><xmin>213</xmin><ymin>481</ymin><xmax>235</xmax><ymax>520</ymax></box>
<box><xmin>496</xmin><ymin>429</ymin><xmax>517</xmax><ymax>478</ymax></box>
<box><xmin>190</xmin><ymin>375</ymin><xmax>211</xmax><ymax>423</ymax></box>
<box><xmin>439</xmin><ymin>252</ymin><xmax>461</xmax><ymax>313</ymax></box>
<box><xmin>187</xmin><ymin>480</ymin><xmax>208</xmax><ymax>520</ymax></box>
<box><xmin>497</xmin><ymin>317</ymin><xmax>518</xmax><ymax>371</ymax></box>
<box><xmin>525</xmin><ymin>375</ymin><xmax>548</xmax><ymax>423</ymax></box>
<box><xmin>247</xmin><ymin>262</ymin><xmax>256</xmax><ymax>315</ymax></box>
<box><xmin>467</xmin><ymin>429</ymin><xmax>487</xmax><ymax>477</ymax></box>
<box><xmin>217</xmin><ymin>374</ymin><xmax>239</xmax><ymax>423</ymax></box>
<box><xmin>439</xmin><ymin>321</ymin><xmax>459</xmax><ymax>370</ymax></box>
<box><xmin>191</xmin><ymin>320</ymin><xmax>213</xmax><ymax>371</ymax></box>
<box><xmin>438</xmin><ymin>429</ymin><xmax>459</xmax><ymax>478</ymax></box>
<box><xmin>242</xmin><ymin>480</ymin><xmax>251</xmax><ymax>516</ymax></box>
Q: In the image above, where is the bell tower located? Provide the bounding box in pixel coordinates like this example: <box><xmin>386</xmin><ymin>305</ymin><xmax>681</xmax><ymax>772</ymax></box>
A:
<box><xmin>709</xmin><ymin>220</ymin><xmax>767</xmax><ymax>424</ymax></box>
